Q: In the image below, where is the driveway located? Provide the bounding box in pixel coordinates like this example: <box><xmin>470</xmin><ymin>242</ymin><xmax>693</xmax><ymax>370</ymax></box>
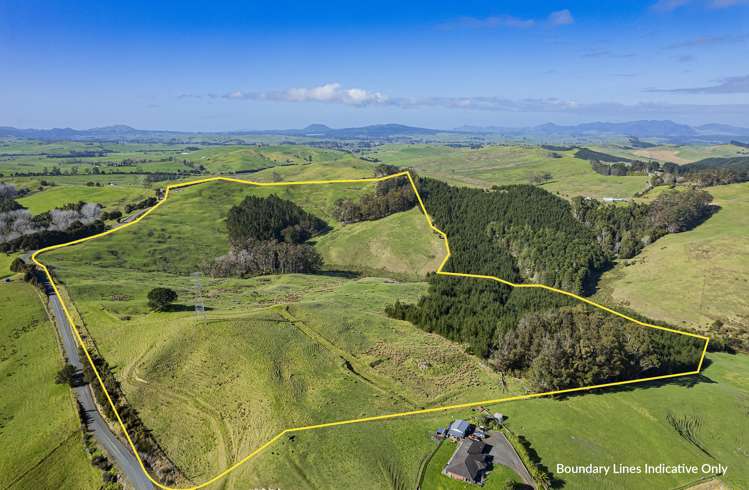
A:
<box><xmin>485</xmin><ymin>431</ymin><xmax>536</xmax><ymax>488</ymax></box>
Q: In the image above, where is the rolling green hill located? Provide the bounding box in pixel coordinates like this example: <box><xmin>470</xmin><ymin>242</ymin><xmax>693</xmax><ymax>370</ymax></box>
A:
<box><xmin>26</xmin><ymin>163</ymin><xmax>748</xmax><ymax>490</ymax></box>
<box><xmin>315</xmin><ymin>207</ymin><xmax>445</xmax><ymax>280</ymax></box>
<box><xmin>211</xmin><ymin>351</ymin><xmax>747</xmax><ymax>490</ymax></box>
<box><xmin>597</xmin><ymin>182</ymin><xmax>749</xmax><ymax>345</ymax></box>
<box><xmin>39</xmin><ymin>176</ymin><xmax>491</xmax><ymax>483</ymax></box>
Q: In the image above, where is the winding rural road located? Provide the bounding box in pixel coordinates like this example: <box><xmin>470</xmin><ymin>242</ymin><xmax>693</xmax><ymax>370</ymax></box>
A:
<box><xmin>47</xmin><ymin>292</ymin><xmax>154</xmax><ymax>490</ymax></box>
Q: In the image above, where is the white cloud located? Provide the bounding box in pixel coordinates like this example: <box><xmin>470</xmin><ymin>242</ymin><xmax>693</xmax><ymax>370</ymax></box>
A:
<box><xmin>647</xmin><ymin>74</ymin><xmax>749</xmax><ymax>93</ymax></box>
<box><xmin>650</xmin><ymin>0</ymin><xmax>691</xmax><ymax>12</ymax></box>
<box><xmin>548</xmin><ymin>9</ymin><xmax>574</xmax><ymax>26</ymax></box>
<box><xmin>438</xmin><ymin>15</ymin><xmax>536</xmax><ymax>30</ymax></box>
<box><xmin>437</xmin><ymin>9</ymin><xmax>576</xmax><ymax>30</ymax></box>
<box><xmin>651</xmin><ymin>0</ymin><xmax>749</xmax><ymax>11</ymax></box>
<box><xmin>221</xmin><ymin>83</ymin><xmax>388</xmax><ymax>106</ymax></box>
<box><xmin>183</xmin><ymin>83</ymin><xmax>749</xmax><ymax>117</ymax></box>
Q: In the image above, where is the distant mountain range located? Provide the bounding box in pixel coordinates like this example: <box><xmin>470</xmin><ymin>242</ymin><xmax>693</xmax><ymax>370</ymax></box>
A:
<box><xmin>1</xmin><ymin>120</ymin><xmax>748</xmax><ymax>144</ymax></box>
<box><xmin>454</xmin><ymin>120</ymin><xmax>749</xmax><ymax>142</ymax></box>
<box><xmin>0</xmin><ymin>123</ymin><xmax>444</xmax><ymax>142</ymax></box>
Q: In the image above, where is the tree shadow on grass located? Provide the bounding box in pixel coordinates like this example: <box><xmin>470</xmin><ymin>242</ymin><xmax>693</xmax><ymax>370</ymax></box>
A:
<box><xmin>557</xmin><ymin>367</ymin><xmax>716</xmax><ymax>402</ymax></box>
<box><xmin>160</xmin><ymin>304</ymin><xmax>214</xmax><ymax>313</ymax></box>
<box><xmin>316</xmin><ymin>269</ymin><xmax>361</xmax><ymax>279</ymax></box>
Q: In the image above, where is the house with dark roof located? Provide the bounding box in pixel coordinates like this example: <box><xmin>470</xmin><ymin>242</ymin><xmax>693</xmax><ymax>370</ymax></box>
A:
<box><xmin>443</xmin><ymin>439</ymin><xmax>492</xmax><ymax>485</ymax></box>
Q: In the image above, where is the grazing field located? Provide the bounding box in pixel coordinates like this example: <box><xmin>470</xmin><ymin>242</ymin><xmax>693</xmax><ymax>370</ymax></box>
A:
<box><xmin>40</xmin><ymin>175</ymin><xmax>503</xmax><ymax>483</ymax></box>
<box><xmin>597</xmin><ymin>182</ymin><xmax>749</xmax><ymax>338</ymax></box>
<box><xmin>315</xmin><ymin>207</ymin><xmax>445</xmax><ymax>279</ymax></box>
<box><xmin>184</xmin><ymin>145</ymin><xmax>368</xmax><ymax>175</ymax></box>
<box><xmin>36</xmin><ymin>172</ymin><xmax>744</xmax><ymax>489</ymax></box>
<box><xmin>7</xmin><ymin>173</ymin><xmax>161</xmax><ymax>189</ymax></box>
<box><xmin>17</xmin><ymin>184</ymin><xmax>151</xmax><ymax>214</ymax></box>
<box><xmin>367</xmin><ymin>144</ymin><xmax>648</xmax><ymax>199</ymax></box>
<box><xmin>46</xmin><ymin>178</ymin><xmax>384</xmax><ymax>276</ymax></box>
<box><xmin>589</xmin><ymin>143</ymin><xmax>748</xmax><ymax>164</ymax></box>
<box><xmin>0</xmin><ymin>252</ymin><xmax>18</xmax><ymax>277</ymax></box>
<box><xmin>44</xmin><ymin>269</ymin><xmax>509</xmax><ymax>482</ymax></box>
<box><xmin>0</xmin><ymin>141</ymin><xmax>370</xmax><ymax>179</ymax></box>
<box><xmin>220</xmin><ymin>352</ymin><xmax>747</xmax><ymax>490</ymax></box>
<box><xmin>0</xmin><ymin>280</ymin><xmax>99</xmax><ymax>489</ymax></box>
<box><xmin>250</xmin><ymin>159</ymin><xmax>373</xmax><ymax>182</ymax></box>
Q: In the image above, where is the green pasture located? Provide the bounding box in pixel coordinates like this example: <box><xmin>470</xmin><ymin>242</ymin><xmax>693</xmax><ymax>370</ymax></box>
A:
<box><xmin>0</xmin><ymin>280</ymin><xmax>99</xmax><ymax>489</ymax></box>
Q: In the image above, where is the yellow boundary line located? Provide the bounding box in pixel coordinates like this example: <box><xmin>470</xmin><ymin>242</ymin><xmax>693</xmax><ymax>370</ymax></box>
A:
<box><xmin>31</xmin><ymin>171</ymin><xmax>710</xmax><ymax>490</ymax></box>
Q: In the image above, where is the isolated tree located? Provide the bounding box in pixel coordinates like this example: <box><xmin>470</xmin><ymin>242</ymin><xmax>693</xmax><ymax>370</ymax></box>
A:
<box><xmin>147</xmin><ymin>287</ymin><xmax>178</xmax><ymax>311</ymax></box>
<box><xmin>55</xmin><ymin>363</ymin><xmax>79</xmax><ymax>386</ymax></box>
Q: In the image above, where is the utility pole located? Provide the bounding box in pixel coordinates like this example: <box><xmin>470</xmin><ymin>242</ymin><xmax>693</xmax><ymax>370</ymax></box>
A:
<box><xmin>192</xmin><ymin>271</ymin><xmax>207</xmax><ymax>326</ymax></box>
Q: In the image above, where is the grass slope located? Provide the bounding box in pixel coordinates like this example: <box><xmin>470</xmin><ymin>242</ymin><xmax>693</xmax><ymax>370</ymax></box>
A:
<box><xmin>315</xmin><ymin>207</ymin><xmax>445</xmax><ymax>280</ymax></box>
<box><xmin>0</xmin><ymin>280</ymin><xmax>99</xmax><ymax>489</ymax></box>
<box><xmin>225</xmin><ymin>352</ymin><xmax>748</xmax><ymax>490</ymax></box>
<box><xmin>40</xmin><ymin>178</ymin><xmax>478</xmax><ymax>482</ymax></box>
<box><xmin>42</xmin><ymin>264</ymin><xmax>510</xmax><ymax>483</ymax></box>
<box><xmin>46</xmin><ymin>179</ymin><xmax>378</xmax><ymax>276</ymax></box>
<box><xmin>598</xmin><ymin>182</ymin><xmax>749</xmax><ymax>338</ymax></box>
<box><xmin>0</xmin><ymin>252</ymin><xmax>19</xmax><ymax>278</ymax></box>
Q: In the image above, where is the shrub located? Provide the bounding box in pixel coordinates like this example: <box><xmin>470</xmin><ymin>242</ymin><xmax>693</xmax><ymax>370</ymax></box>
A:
<box><xmin>147</xmin><ymin>287</ymin><xmax>178</xmax><ymax>311</ymax></box>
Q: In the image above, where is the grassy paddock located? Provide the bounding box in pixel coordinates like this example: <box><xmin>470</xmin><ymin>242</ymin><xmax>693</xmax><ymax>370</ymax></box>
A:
<box><xmin>0</xmin><ymin>253</ymin><xmax>19</xmax><ymax>278</ymax></box>
<box><xmin>0</xmin><ymin>280</ymin><xmax>99</xmax><ymax>489</ymax></box>
<box><xmin>36</xmin><ymin>169</ymin><xmax>747</xmax><ymax>489</ymax></box>
<box><xmin>223</xmin><ymin>352</ymin><xmax>748</xmax><ymax>490</ymax></box>
<box><xmin>17</xmin><ymin>184</ymin><xmax>151</xmax><ymax>214</ymax></box>
<box><xmin>597</xmin><ymin>182</ymin><xmax>749</xmax><ymax>337</ymax></box>
<box><xmin>315</xmin><ymin>207</ymin><xmax>445</xmax><ymax>280</ymax></box>
<box><xmin>368</xmin><ymin>144</ymin><xmax>649</xmax><ymax>199</ymax></box>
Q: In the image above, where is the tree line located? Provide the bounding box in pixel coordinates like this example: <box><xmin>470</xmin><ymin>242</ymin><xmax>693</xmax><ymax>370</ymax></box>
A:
<box><xmin>578</xmin><ymin>147</ymin><xmax>749</xmax><ymax>187</ymax></box>
<box><xmin>332</xmin><ymin>164</ymin><xmax>417</xmax><ymax>223</ymax></box>
<box><xmin>571</xmin><ymin>188</ymin><xmax>715</xmax><ymax>258</ymax></box>
<box><xmin>492</xmin><ymin>306</ymin><xmax>702</xmax><ymax>391</ymax></box>
<box><xmin>0</xmin><ymin>198</ymin><xmax>107</xmax><ymax>253</ymax></box>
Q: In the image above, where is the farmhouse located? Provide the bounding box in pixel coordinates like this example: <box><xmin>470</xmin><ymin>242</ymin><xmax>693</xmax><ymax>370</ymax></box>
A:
<box><xmin>443</xmin><ymin>439</ymin><xmax>492</xmax><ymax>485</ymax></box>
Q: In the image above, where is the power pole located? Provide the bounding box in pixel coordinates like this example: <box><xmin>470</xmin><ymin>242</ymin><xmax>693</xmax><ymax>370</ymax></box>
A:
<box><xmin>192</xmin><ymin>271</ymin><xmax>207</xmax><ymax>326</ymax></box>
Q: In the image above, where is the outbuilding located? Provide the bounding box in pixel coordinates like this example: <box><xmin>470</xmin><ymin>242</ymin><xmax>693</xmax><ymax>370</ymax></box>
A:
<box><xmin>447</xmin><ymin>419</ymin><xmax>472</xmax><ymax>439</ymax></box>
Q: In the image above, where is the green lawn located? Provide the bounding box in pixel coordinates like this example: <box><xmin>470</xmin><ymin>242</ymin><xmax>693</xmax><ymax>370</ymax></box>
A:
<box><xmin>17</xmin><ymin>184</ymin><xmax>151</xmax><ymax>214</ymax></box>
<box><xmin>421</xmin><ymin>441</ymin><xmax>519</xmax><ymax>489</ymax></box>
<box><xmin>368</xmin><ymin>144</ymin><xmax>649</xmax><ymax>199</ymax></box>
<box><xmin>597</xmin><ymin>182</ymin><xmax>749</xmax><ymax>342</ymax></box>
<box><xmin>0</xmin><ymin>280</ymin><xmax>100</xmax><ymax>489</ymax></box>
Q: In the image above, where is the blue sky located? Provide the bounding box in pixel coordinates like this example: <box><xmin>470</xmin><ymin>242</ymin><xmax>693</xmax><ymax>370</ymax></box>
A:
<box><xmin>1</xmin><ymin>0</ymin><xmax>748</xmax><ymax>130</ymax></box>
